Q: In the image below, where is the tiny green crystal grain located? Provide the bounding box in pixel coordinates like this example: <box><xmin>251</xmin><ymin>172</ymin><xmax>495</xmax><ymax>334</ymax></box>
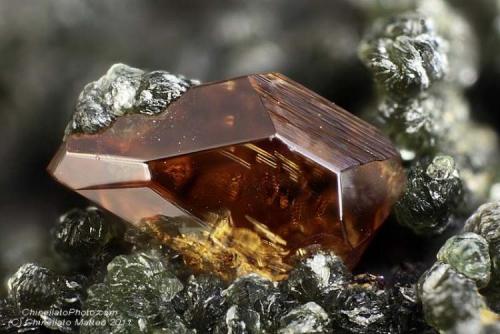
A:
<box><xmin>437</xmin><ymin>232</ymin><xmax>491</xmax><ymax>288</ymax></box>
<box><xmin>395</xmin><ymin>155</ymin><xmax>463</xmax><ymax>235</ymax></box>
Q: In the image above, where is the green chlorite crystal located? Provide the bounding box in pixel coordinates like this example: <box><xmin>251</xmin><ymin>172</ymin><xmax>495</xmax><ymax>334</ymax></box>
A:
<box><xmin>369</xmin><ymin>87</ymin><xmax>470</xmax><ymax>160</ymax></box>
<box><xmin>66</xmin><ymin>63</ymin><xmax>199</xmax><ymax>135</ymax></box>
<box><xmin>463</xmin><ymin>202</ymin><xmax>500</xmax><ymax>244</ymax></box>
<box><xmin>356</xmin><ymin>0</ymin><xmax>479</xmax><ymax>88</ymax></box>
<box><xmin>0</xmin><ymin>298</ymin><xmax>42</xmax><ymax>333</ymax></box>
<box><xmin>7</xmin><ymin>263</ymin><xmax>85</xmax><ymax>333</ymax></box>
<box><xmin>373</xmin><ymin>92</ymin><xmax>440</xmax><ymax>159</ymax></box>
<box><xmin>444</xmin><ymin>124</ymin><xmax>499</xmax><ymax>210</ymax></box>
<box><xmin>214</xmin><ymin>305</ymin><xmax>263</xmax><ymax>334</ymax></box>
<box><xmin>326</xmin><ymin>274</ymin><xmax>391</xmax><ymax>333</ymax></box>
<box><xmin>152</xmin><ymin>306</ymin><xmax>195</xmax><ymax>334</ymax></box>
<box><xmin>136</xmin><ymin>70</ymin><xmax>199</xmax><ymax>115</ymax></box>
<box><xmin>483</xmin><ymin>240</ymin><xmax>500</xmax><ymax>312</ymax></box>
<box><xmin>222</xmin><ymin>274</ymin><xmax>293</xmax><ymax>333</ymax></box>
<box><xmin>277</xmin><ymin>302</ymin><xmax>331</xmax><ymax>334</ymax></box>
<box><xmin>172</xmin><ymin>275</ymin><xmax>227</xmax><ymax>333</ymax></box>
<box><xmin>359</xmin><ymin>10</ymin><xmax>450</xmax><ymax>162</ymax></box>
<box><xmin>463</xmin><ymin>202</ymin><xmax>500</xmax><ymax>311</ymax></box>
<box><xmin>358</xmin><ymin>14</ymin><xmax>447</xmax><ymax>97</ymax></box>
<box><xmin>53</xmin><ymin>207</ymin><xmax>121</xmax><ymax>266</ymax></box>
<box><xmin>358</xmin><ymin>1</ymin><xmax>498</xmax><ymax>208</ymax></box>
<box><xmin>80</xmin><ymin>250</ymin><xmax>183</xmax><ymax>334</ymax></box>
<box><xmin>388</xmin><ymin>268</ymin><xmax>431</xmax><ymax>333</ymax></box>
<box><xmin>417</xmin><ymin>0</ymin><xmax>479</xmax><ymax>88</ymax></box>
<box><xmin>223</xmin><ymin>274</ymin><xmax>278</xmax><ymax>307</ymax></box>
<box><xmin>418</xmin><ymin>262</ymin><xmax>485</xmax><ymax>332</ymax></box>
<box><xmin>395</xmin><ymin>155</ymin><xmax>463</xmax><ymax>235</ymax></box>
<box><xmin>285</xmin><ymin>251</ymin><xmax>351</xmax><ymax>303</ymax></box>
<box><xmin>417</xmin><ymin>202</ymin><xmax>500</xmax><ymax>332</ymax></box>
<box><xmin>437</xmin><ymin>232</ymin><xmax>491</xmax><ymax>288</ymax></box>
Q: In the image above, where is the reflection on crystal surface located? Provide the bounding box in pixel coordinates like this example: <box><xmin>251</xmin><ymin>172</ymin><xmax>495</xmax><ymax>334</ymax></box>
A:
<box><xmin>49</xmin><ymin>72</ymin><xmax>405</xmax><ymax>280</ymax></box>
<box><xmin>149</xmin><ymin>139</ymin><xmax>350</xmax><ymax>261</ymax></box>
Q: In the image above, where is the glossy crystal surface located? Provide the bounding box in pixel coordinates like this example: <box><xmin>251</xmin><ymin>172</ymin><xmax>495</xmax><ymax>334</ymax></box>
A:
<box><xmin>49</xmin><ymin>73</ymin><xmax>405</xmax><ymax>279</ymax></box>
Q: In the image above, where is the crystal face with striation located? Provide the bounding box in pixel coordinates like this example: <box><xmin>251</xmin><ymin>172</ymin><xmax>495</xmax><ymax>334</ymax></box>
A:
<box><xmin>48</xmin><ymin>72</ymin><xmax>405</xmax><ymax>280</ymax></box>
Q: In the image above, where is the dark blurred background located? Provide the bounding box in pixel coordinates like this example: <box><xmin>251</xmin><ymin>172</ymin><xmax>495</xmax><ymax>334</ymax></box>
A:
<box><xmin>0</xmin><ymin>0</ymin><xmax>499</xmax><ymax>286</ymax></box>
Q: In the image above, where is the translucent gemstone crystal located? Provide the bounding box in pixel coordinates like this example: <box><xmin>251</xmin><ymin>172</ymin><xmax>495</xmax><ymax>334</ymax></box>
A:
<box><xmin>48</xmin><ymin>73</ymin><xmax>405</xmax><ymax>279</ymax></box>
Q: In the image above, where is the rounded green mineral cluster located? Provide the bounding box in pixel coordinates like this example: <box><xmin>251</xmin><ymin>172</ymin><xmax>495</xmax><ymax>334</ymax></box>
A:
<box><xmin>395</xmin><ymin>155</ymin><xmax>463</xmax><ymax>235</ymax></box>
<box><xmin>418</xmin><ymin>262</ymin><xmax>485</xmax><ymax>332</ymax></box>
<box><xmin>53</xmin><ymin>207</ymin><xmax>118</xmax><ymax>260</ymax></box>
<box><xmin>277</xmin><ymin>302</ymin><xmax>331</xmax><ymax>334</ymax></box>
<box><xmin>285</xmin><ymin>251</ymin><xmax>351</xmax><ymax>303</ymax></box>
<box><xmin>437</xmin><ymin>232</ymin><xmax>491</xmax><ymax>288</ymax></box>
<box><xmin>464</xmin><ymin>202</ymin><xmax>500</xmax><ymax>244</ymax></box>
<box><xmin>81</xmin><ymin>250</ymin><xmax>184</xmax><ymax>334</ymax></box>
<box><xmin>464</xmin><ymin>202</ymin><xmax>500</xmax><ymax>311</ymax></box>
<box><xmin>7</xmin><ymin>263</ymin><xmax>85</xmax><ymax>333</ymax></box>
<box><xmin>418</xmin><ymin>202</ymin><xmax>500</xmax><ymax>332</ymax></box>
<box><xmin>173</xmin><ymin>275</ymin><xmax>227</xmax><ymax>333</ymax></box>
<box><xmin>67</xmin><ymin>63</ymin><xmax>199</xmax><ymax>135</ymax></box>
<box><xmin>359</xmin><ymin>14</ymin><xmax>447</xmax><ymax>96</ymax></box>
<box><xmin>220</xmin><ymin>273</ymin><xmax>292</xmax><ymax>333</ymax></box>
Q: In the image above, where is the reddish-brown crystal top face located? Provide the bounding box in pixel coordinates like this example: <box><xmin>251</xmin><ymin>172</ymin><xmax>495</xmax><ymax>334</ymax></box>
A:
<box><xmin>49</xmin><ymin>72</ymin><xmax>405</xmax><ymax>280</ymax></box>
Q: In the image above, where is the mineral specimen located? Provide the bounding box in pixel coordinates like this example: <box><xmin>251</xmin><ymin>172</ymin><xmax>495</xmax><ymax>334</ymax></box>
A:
<box><xmin>437</xmin><ymin>232</ymin><xmax>491</xmax><ymax>288</ymax></box>
<box><xmin>155</xmin><ymin>306</ymin><xmax>195</xmax><ymax>334</ymax></box>
<box><xmin>222</xmin><ymin>274</ymin><xmax>292</xmax><ymax>331</ymax></box>
<box><xmin>388</xmin><ymin>280</ymin><xmax>430</xmax><ymax>333</ymax></box>
<box><xmin>285</xmin><ymin>251</ymin><xmax>351</xmax><ymax>302</ymax></box>
<box><xmin>48</xmin><ymin>66</ymin><xmax>405</xmax><ymax>279</ymax></box>
<box><xmin>369</xmin><ymin>87</ymin><xmax>469</xmax><ymax>160</ymax></box>
<box><xmin>371</xmin><ymin>92</ymin><xmax>441</xmax><ymax>159</ymax></box>
<box><xmin>81</xmin><ymin>250</ymin><xmax>183</xmax><ymax>334</ymax></box>
<box><xmin>0</xmin><ymin>298</ymin><xmax>42</xmax><ymax>333</ymax></box>
<box><xmin>358</xmin><ymin>14</ymin><xmax>448</xmax><ymax>96</ymax></box>
<box><xmin>7</xmin><ymin>263</ymin><xmax>85</xmax><ymax>333</ymax></box>
<box><xmin>416</xmin><ymin>0</ymin><xmax>479</xmax><ymax>88</ymax></box>
<box><xmin>52</xmin><ymin>206</ymin><xmax>120</xmax><ymax>263</ymax></box>
<box><xmin>356</xmin><ymin>0</ymin><xmax>479</xmax><ymax>89</ymax></box>
<box><xmin>395</xmin><ymin>155</ymin><xmax>462</xmax><ymax>235</ymax></box>
<box><xmin>327</xmin><ymin>274</ymin><xmax>391</xmax><ymax>333</ymax></box>
<box><xmin>463</xmin><ymin>202</ymin><xmax>500</xmax><ymax>244</ymax></box>
<box><xmin>444</xmin><ymin>123</ymin><xmax>499</xmax><ymax>209</ymax></box>
<box><xmin>359</xmin><ymin>1</ymin><xmax>499</xmax><ymax>208</ymax></box>
<box><xmin>277</xmin><ymin>302</ymin><xmax>331</xmax><ymax>334</ymax></box>
<box><xmin>463</xmin><ymin>202</ymin><xmax>500</xmax><ymax>310</ymax></box>
<box><xmin>485</xmin><ymin>242</ymin><xmax>500</xmax><ymax>312</ymax></box>
<box><xmin>215</xmin><ymin>305</ymin><xmax>263</xmax><ymax>334</ymax></box>
<box><xmin>173</xmin><ymin>275</ymin><xmax>227</xmax><ymax>332</ymax></box>
<box><xmin>66</xmin><ymin>64</ymin><xmax>199</xmax><ymax>135</ymax></box>
<box><xmin>418</xmin><ymin>262</ymin><xmax>485</xmax><ymax>332</ymax></box>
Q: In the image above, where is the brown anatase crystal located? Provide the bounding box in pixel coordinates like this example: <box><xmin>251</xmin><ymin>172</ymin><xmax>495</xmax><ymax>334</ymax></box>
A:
<box><xmin>48</xmin><ymin>73</ymin><xmax>405</xmax><ymax>280</ymax></box>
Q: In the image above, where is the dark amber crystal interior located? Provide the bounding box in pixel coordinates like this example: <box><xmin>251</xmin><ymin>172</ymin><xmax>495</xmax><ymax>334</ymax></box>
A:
<box><xmin>48</xmin><ymin>72</ymin><xmax>405</xmax><ymax>280</ymax></box>
<box><xmin>149</xmin><ymin>139</ymin><xmax>349</xmax><ymax>259</ymax></box>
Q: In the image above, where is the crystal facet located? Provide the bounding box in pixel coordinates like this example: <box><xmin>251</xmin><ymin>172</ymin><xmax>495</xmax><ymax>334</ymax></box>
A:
<box><xmin>49</xmin><ymin>73</ymin><xmax>405</xmax><ymax>279</ymax></box>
